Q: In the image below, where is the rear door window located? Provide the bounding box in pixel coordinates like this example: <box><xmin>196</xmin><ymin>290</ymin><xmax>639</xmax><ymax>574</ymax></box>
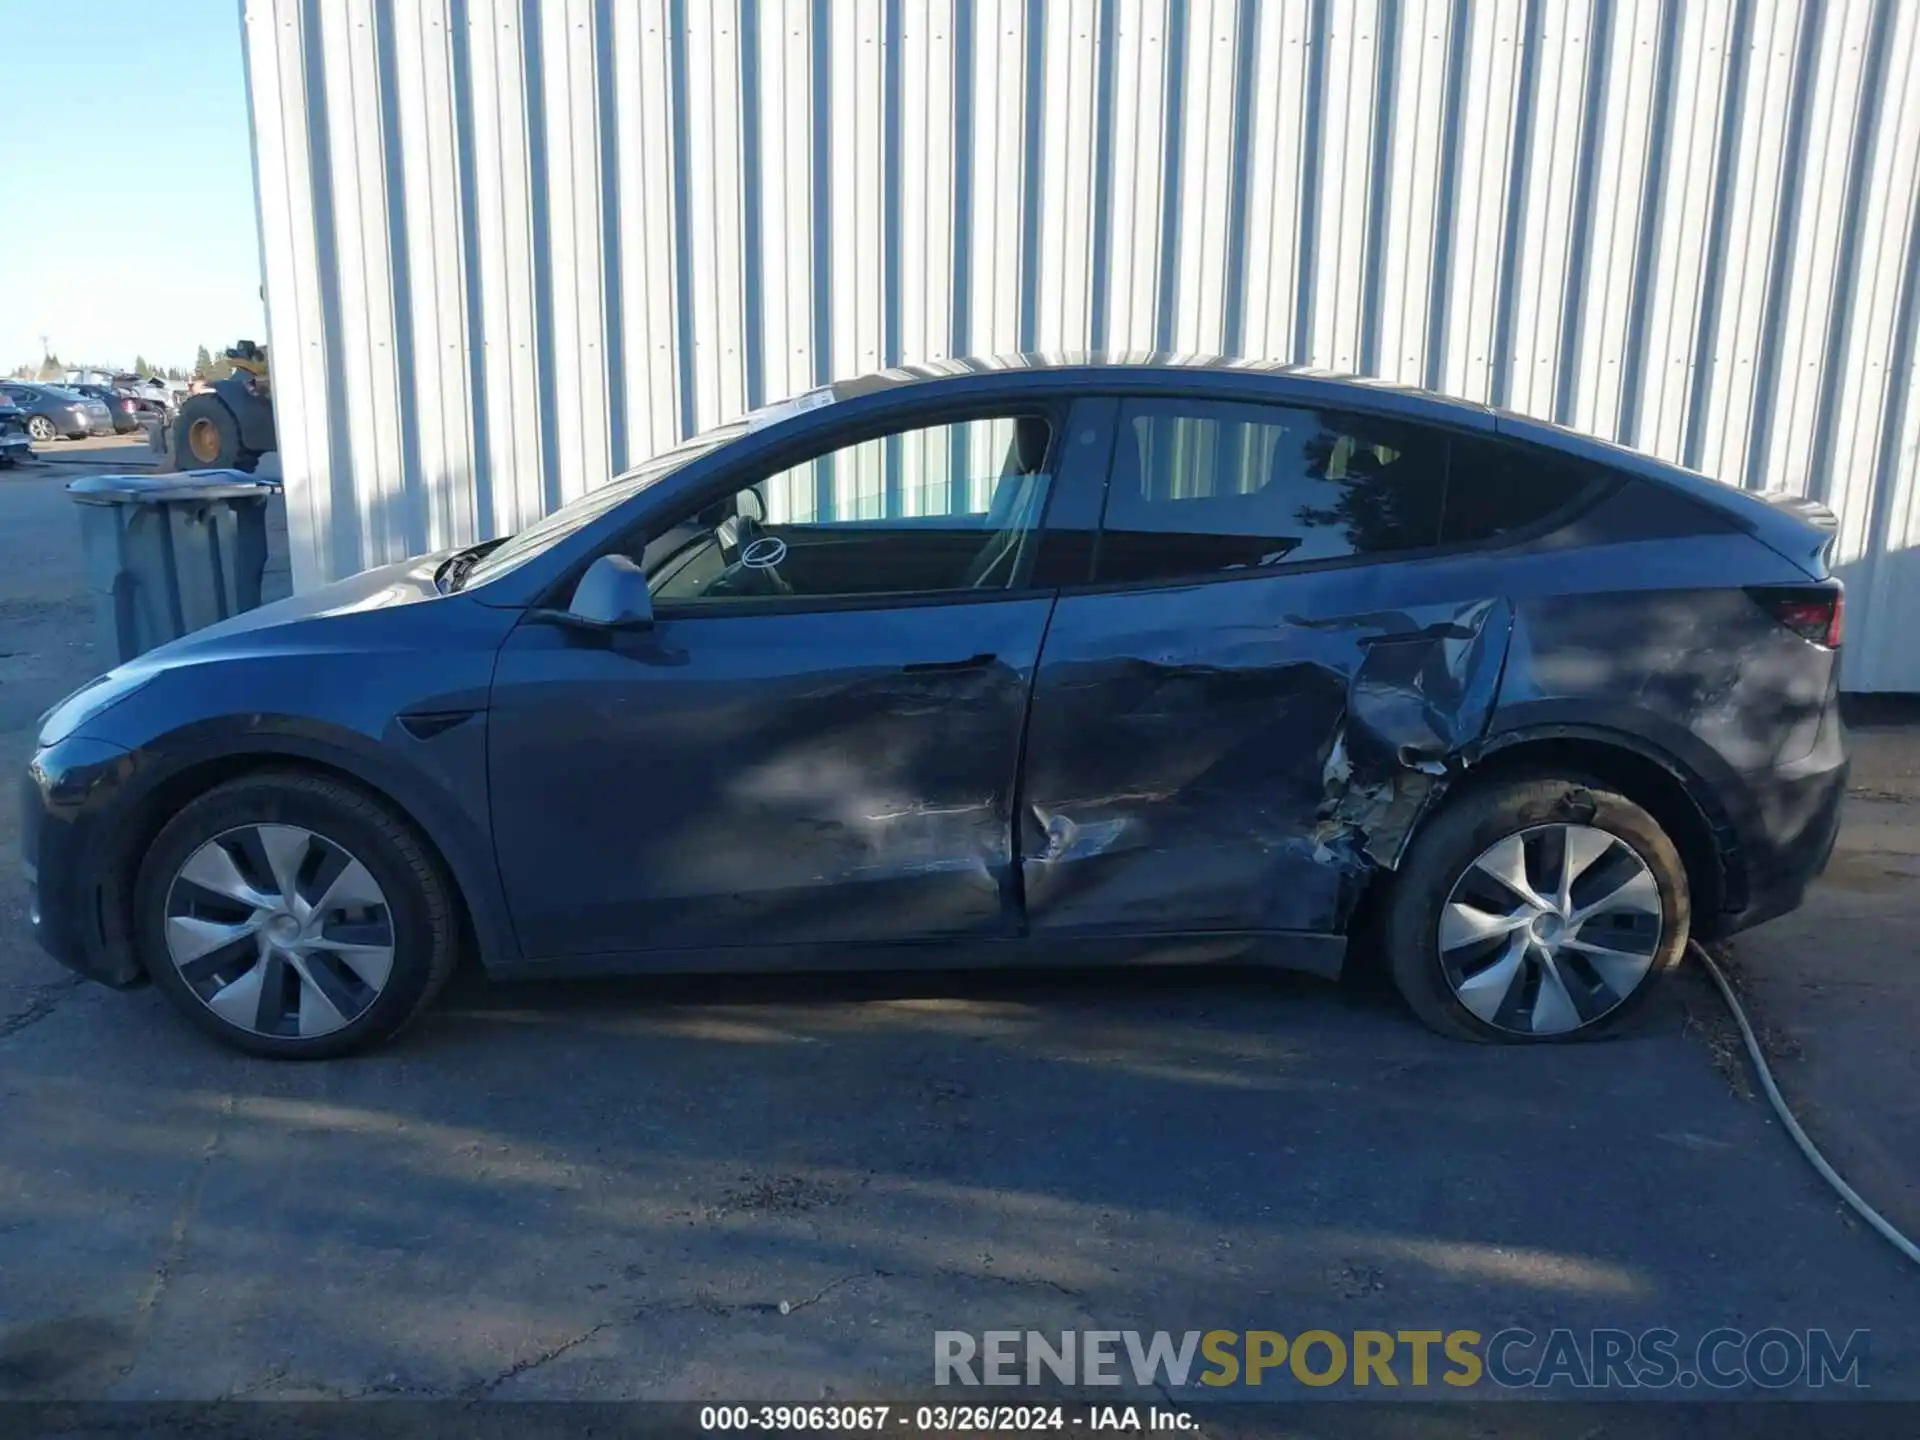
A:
<box><xmin>1093</xmin><ymin>400</ymin><xmax>1447</xmax><ymax>584</ymax></box>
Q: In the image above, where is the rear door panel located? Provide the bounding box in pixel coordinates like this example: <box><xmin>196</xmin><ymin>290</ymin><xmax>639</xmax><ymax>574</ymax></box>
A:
<box><xmin>1018</xmin><ymin>567</ymin><xmax>1511</xmax><ymax>936</ymax></box>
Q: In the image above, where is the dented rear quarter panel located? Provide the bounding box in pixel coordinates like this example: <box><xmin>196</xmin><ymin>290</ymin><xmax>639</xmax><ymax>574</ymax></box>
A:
<box><xmin>1480</xmin><ymin>524</ymin><xmax>1844</xmax><ymax>926</ymax></box>
<box><xmin>1490</xmin><ymin>559</ymin><xmax>1837</xmax><ymax>777</ymax></box>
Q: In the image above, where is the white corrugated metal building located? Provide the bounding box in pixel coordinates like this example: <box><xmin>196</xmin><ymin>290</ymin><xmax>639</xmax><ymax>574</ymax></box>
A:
<box><xmin>241</xmin><ymin>0</ymin><xmax>1920</xmax><ymax>691</ymax></box>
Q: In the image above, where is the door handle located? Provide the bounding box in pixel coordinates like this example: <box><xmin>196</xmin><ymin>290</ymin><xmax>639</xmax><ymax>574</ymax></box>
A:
<box><xmin>901</xmin><ymin>653</ymin><xmax>998</xmax><ymax>674</ymax></box>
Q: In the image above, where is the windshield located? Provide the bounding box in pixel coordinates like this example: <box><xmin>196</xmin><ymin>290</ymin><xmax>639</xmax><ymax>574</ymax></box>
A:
<box><xmin>461</xmin><ymin>420</ymin><xmax>751</xmax><ymax>588</ymax></box>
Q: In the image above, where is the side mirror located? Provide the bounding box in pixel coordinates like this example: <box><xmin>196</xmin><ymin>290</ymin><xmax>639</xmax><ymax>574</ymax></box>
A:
<box><xmin>561</xmin><ymin>554</ymin><xmax>654</xmax><ymax>630</ymax></box>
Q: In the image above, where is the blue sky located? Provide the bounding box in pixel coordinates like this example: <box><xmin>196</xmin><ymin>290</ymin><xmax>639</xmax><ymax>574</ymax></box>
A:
<box><xmin>0</xmin><ymin>1</ymin><xmax>264</xmax><ymax>373</ymax></box>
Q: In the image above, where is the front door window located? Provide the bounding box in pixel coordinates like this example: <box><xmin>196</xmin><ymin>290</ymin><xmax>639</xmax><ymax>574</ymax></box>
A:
<box><xmin>645</xmin><ymin>415</ymin><xmax>1055</xmax><ymax>608</ymax></box>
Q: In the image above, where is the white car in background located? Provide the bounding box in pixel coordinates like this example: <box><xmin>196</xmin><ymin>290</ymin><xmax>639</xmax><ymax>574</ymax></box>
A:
<box><xmin>113</xmin><ymin>374</ymin><xmax>183</xmax><ymax>416</ymax></box>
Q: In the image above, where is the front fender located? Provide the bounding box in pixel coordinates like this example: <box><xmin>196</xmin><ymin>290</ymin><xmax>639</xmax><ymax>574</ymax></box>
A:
<box><xmin>100</xmin><ymin>717</ymin><xmax>520</xmax><ymax>974</ymax></box>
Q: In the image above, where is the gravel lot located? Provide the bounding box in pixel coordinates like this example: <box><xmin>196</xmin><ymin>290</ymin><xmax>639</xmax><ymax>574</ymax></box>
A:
<box><xmin>0</xmin><ymin>443</ymin><xmax>1913</xmax><ymax>1413</ymax></box>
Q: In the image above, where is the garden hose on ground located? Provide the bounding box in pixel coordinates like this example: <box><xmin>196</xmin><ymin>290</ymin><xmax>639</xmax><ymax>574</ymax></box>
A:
<box><xmin>1689</xmin><ymin>939</ymin><xmax>1919</xmax><ymax>1268</ymax></box>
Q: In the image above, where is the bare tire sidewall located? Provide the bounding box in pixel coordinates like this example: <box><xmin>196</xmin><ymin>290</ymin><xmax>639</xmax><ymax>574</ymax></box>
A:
<box><xmin>1387</xmin><ymin>778</ymin><xmax>1690</xmax><ymax>1043</ymax></box>
<box><xmin>135</xmin><ymin>780</ymin><xmax>445</xmax><ymax>1058</ymax></box>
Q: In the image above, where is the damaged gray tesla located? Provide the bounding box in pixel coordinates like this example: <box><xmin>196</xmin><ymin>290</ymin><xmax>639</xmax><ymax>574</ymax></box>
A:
<box><xmin>23</xmin><ymin>356</ymin><xmax>1848</xmax><ymax>1057</ymax></box>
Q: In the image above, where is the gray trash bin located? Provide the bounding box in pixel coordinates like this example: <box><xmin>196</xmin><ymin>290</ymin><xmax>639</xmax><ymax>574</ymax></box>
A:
<box><xmin>67</xmin><ymin>468</ymin><xmax>283</xmax><ymax>664</ymax></box>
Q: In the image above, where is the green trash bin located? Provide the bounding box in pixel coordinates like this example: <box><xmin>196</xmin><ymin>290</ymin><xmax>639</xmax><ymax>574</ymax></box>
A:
<box><xmin>67</xmin><ymin>468</ymin><xmax>283</xmax><ymax>664</ymax></box>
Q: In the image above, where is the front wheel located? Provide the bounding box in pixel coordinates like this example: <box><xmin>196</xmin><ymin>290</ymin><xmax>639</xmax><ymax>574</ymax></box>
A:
<box><xmin>1382</xmin><ymin>775</ymin><xmax>1689</xmax><ymax>1042</ymax></box>
<box><xmin>171</xmin><ymin>393</ymin><xmax>254</xmax><ymax>470</ymax></box>
<box><xmin>135</xmin><ymin>772</ymin><xmax>459</xmax><ymax>1058</ymax></box>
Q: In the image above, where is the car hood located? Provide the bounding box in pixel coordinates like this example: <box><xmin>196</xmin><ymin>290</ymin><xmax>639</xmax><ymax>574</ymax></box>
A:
<box><xmin>141</xmin><ymin>550</ymin><xmax>464</xmax><ymax>657</ymax></box>
<box><xmin>35</xmin><ymin>550</ymin><xmax>518</xmax><ymax>750</ymax></box>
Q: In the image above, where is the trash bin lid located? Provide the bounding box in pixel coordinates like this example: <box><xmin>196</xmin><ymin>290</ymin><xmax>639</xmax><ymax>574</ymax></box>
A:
<box><xmin>67</xmin><ymin>469</ymin><xmax>282</xmax><ymax>505</ymax></box>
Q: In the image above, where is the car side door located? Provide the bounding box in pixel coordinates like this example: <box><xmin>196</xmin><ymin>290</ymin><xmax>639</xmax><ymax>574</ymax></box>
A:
<box><xmin>1018</xmin><ymin>395</ymin><xmax>1523</xmax><ymax>949</ymax></box>
<box><xmin>486</xmin><ymin>403</ymin><xmax>1108</xmax><ymax>961</ymax></box>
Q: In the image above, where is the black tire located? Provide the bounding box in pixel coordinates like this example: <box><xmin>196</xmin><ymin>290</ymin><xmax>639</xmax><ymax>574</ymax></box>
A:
<box><xmin>171</xmin><ymin>393</ymin><xmax>243</xmax><ymax>470</ymax></box>
<box><xmin>134</xmin><ymin>771</ymin><xmax>460</xmax><ymax>1059</ymax></box>
<box><xmin>1382</xmin><ymin>773</ymin><xmax>1689</xmax><ymax>1043</ymax></box>
<box><xmin>25</xmin><ymin>414</ymin><xmax>56</xmax><ymax>442</ymax></box>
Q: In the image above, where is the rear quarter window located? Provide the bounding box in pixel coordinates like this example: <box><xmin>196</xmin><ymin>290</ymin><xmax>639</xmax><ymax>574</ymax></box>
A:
<box><xmin>1441</xmin><ymin>436</ymin><xmax>1603</xmax><ymax>545</ymax></box>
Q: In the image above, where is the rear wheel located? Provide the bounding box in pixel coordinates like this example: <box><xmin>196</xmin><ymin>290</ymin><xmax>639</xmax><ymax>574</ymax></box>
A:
<box><xmin>1383</xmin><ymin>775</ymin><xmax>1688</xmax><ymax>1042</ymax></box>
<box><xmin>135</xmin><ymin>773</ymin><xmax>459</xmax><ymax>1058</ymax></box>
<box><xmin>25</xmin><ymin>414</ymin><xmax>55</xmax><ymax>442</ymax></box>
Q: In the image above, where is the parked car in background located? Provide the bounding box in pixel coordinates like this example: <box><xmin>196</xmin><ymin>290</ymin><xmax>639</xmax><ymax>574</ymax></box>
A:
<box><xmin>0</xmin><ymin>382</ymin><xmax>113</xmax><ymax>441</ymax></box>
<box><xmin>69</xmin><ymin>384</ymin><xmax>142</xmax><ymax>434</ymax></box>
<box><xmin>0</xmin><ymin>395</ymin><xmax>30</xmax><ymax>467</ymax></box>
<box><xmin>112</xmin><ymin>374</ymin><xmax>178</xmax><ymax>416</ymax></box>
<box><xmin>21</xmin><ymin>357</ymin><xmax>1848</xmax><ymax>1059</ymax></box>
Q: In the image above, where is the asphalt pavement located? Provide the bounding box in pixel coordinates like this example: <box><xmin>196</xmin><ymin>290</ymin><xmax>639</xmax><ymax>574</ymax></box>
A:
<box><xmin>0</xmin><ymin>444</ymin><xmax>1912</xmax><ymax>1415</ymax></box>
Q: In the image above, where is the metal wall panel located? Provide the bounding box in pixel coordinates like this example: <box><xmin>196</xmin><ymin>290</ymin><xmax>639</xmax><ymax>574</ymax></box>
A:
<box><xmin>241</xmin><ymin>0</ymin><xmax>1920</xmax><ymax>691</ymax></box>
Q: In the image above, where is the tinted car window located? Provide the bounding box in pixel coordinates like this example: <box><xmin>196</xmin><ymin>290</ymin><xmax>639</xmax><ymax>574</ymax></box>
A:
<box><xmin>1094</xmin><ymin>400</ymin><xmax>1446</xmax><ymax>584</ymax></box>
<box><xmin>648</xmin><ymin>415</ymin><xmax>1054</xmax><ymax>607</ymax></box>
<box><xmin>1441</xmin><ymin>436</ymin><xmax>1599</xmax><ymax>544</ymax></box>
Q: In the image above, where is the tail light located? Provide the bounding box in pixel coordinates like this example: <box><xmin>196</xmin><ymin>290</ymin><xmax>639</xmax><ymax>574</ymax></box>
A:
<box><xmin>1750</xmin><ymin>585</ymin><xmax>1844</xmax><ymax>647</ymax></box>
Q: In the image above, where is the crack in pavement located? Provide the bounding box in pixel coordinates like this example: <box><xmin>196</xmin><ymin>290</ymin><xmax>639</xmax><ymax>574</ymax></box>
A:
<box><xmin>115</xmin><ymin>1094</ymin><xmax>234</xmax><ymax>1389</ymax></box>
<box><xmin>941</xmin><ymin>1269</ymin><xmax>1082</xmax><ymax>1298</ymax></box>
<box><xmin>468</xmin><ymin>1272</ymin><xmax>893</xmax><ymax>1396</ymax></box>
<box><xmin>463</xmin><ymin>1298</ymin><xmax>710</xmax><ymax>1397</ymax></box>
<box><xmin>782</xmin><ymin>1269</ymin><xmax>887</xmax><ymax>1314</ymax></box>
<box><xmin>0</xmin><ymin>975</ymin><xmax>85</xmax><ymax>1041</ymax></box>
<box><xmin>227</xmin><ymin>1267</ymin><xmax>1076</xmax><ymax>1401</ymax></box>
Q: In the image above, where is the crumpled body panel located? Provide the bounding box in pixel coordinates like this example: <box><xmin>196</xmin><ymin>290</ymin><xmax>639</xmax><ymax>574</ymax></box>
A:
<box><xmin>1019</xmin><ymin>568</ymin><xmax>1513</xmax><ymax>939</ymax></box>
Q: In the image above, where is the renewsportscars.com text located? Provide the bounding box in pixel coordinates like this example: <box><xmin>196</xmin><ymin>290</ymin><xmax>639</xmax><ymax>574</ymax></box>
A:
<box><xmin>934</xmin><ymin>1327</ymin><xmax>1869</xmax><ymax>1391</ymax></box>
